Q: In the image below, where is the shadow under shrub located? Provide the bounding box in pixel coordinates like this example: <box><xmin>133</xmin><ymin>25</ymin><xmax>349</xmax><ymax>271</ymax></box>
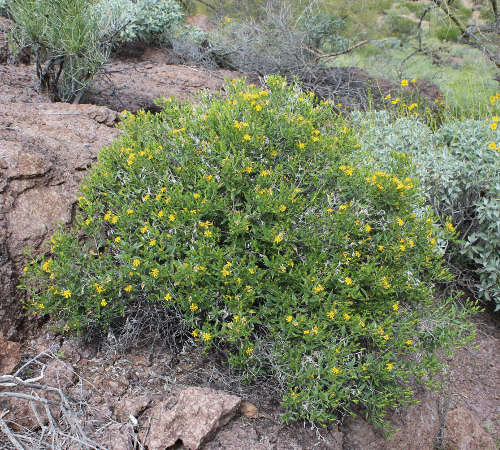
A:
<box><xmin>20</xmin><ymin>76</ymin><xmax>477</xmax><ymax>429</ymax></box>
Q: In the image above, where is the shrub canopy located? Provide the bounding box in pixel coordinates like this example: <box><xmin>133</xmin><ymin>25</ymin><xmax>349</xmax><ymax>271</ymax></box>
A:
<box><xmin>21</xmin><ymin>76</ymin><xmax>476</xmax><ymax>428</ymax></box>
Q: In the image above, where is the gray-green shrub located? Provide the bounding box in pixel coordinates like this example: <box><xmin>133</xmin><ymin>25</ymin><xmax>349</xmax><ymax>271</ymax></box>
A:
<box><xmin>9</xmin><ymin>0</ymin><xmax>114</xmax><ymax>102</ymax></box>
<box><xmin>92</xmin><ymin>0</ymin><xmax>184</xmax><ymax>47</ymax></box>
<box><xmin>351</xmin><ymin>111</ymin><xmax>500</xmax><ymax>309</ymax></box>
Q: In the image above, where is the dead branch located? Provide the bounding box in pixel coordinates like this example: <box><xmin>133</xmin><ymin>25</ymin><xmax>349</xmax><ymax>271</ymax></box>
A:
<box><xmin>0</xmin><ymin>351</ymin><xmax>111</xmax><ymax>450</ymax></box>
<box><xmin>313</xmin><ymin>40</ymin><xmax>370</xmax><ymax>63</ymax></box>
<box><xmin>432</xmin><ymin>0</ymin><xmax>500</xmax><ymax>68</ymax></box>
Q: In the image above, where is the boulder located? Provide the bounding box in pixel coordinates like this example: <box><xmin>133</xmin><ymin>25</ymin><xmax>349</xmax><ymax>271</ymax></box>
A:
<box><xmin>0</xmin><ymin>332</ymin><xmax>21</xmax><ymax>373</ymax></box>
<box><xmin>0</xmin><ymin>102</ymin><xmax>119</xmax><ymax>339</ymax></box>
<box><xmin>342</xmin><ymin>390</ymin><xmax>441</xmax><ymax>449</ymax></box>
<box><xmin>86</xmin><ymin>49</ymin><xmax>242</xmax><ymax>113</ymax></box>
<box><xmin>443</xmin><ymin>408</ymin><xmax>496</xmax><ymax>450</ymax></box>
<box><xmin>145</xmin><ymin>386</ymin><xmax>241</xmax><ymax>449</ymax></box>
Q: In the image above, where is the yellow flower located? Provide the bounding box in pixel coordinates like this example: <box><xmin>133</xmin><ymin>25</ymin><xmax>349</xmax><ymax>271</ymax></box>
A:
<box><xmin>243</xmin><ymin>134</ymin><xmax>251</xmax><ymax>141</ymax></box>
<box><xmin>401</xmin><ymin>79</ymin><xmax>409</xmax><ymax>87</ymax></box>
<box><xmin>221</xmin><ymin>268</ymin><xmax>231</xmax><ymax>277</ymax></box>
<box><xmin>345</xmin><ymin>277</ymin><xmax>353</xmax><ymax>286</ymax></box>
<box><xmin>42</xmin><ymin>260</ymin><xmax>52</xmax><ymax>273</ymax></box>
<box><xmin>141</xmin><ymin>225</ymin><xmax>148</xmax><ymax>234</ymax></box>
<box><xmin>327</xmin><ymin>310</ymin><xmax>335</xmax><ymax>320</ymax></box>
<box><xmin>149</xmin><ymin>239</ymin><xmax>156</xmax><ymax>246</ymax></box>
<box><xmin>202</xmin><ymin>332</ymin><xmax>211</xmax><ymax>342</ymax></box>
<box><xmin>492</xmin><ymin>116</ymin><xmax>499</xmax><ymax>122</ymax></box>
<box><xmin>246</xmin><ymin>347</ymin><xmax>254</xmax><ymax>355</ymax></box>
<box><xmin>124</xmin><ymin>285</ymin><xmax>132</xmax><ymax>292</ymax></box>
<box><xmin>411</xmin><ymin>78</ymin><xmax>416</xmax><ymax>83</ymax></box>
<box><xmin>488</xmin><ymin>142</ymin><xmax>497</xmax><ymax>150</ymax></box>
<box><xmin>364</xmin><ymin>224</ymin><xmax>372</xmax><ymax>232</ymax></box>
<box><xmin>384</xmin><ymin>93</ymin><xmax>391</xmax><ymax>100</ymax></box>
<box><xmin>100</xmin><ymin>299</ymin><xmax>107</xmax><ymax>307</ymax></box>
<box><xmin>392</xmin><ymin>98</ymin><xmax>400</xmax><ymax>104</ymax></box>
<box><xmin>445</xmin><ymin>222</ymin><xmax>456</xmax><ymax>233</ymax></box>
<box><xmin>274</xmin><ymin>232</ymin><xmax>284</xmax><ymax>243</ymax></box>
<box><xmin>331</xmin><ymin>367</ymin><xmax>341</xmax><ymax>374</ymax></box>
<box><xmin>490</xmin><ymin>122</ymin><xmax>497</xmax><ymax>130</ymax></box>
<box><xmin>384</xmin><ymin>334</ymin><xmax>390</xmax><ymax>341</ymax></box>
<box><xmin>190</xmin><ymin>303</ymin><xmax>198</xmax><ymax>312</ymax></box>
<box><xmin>386</xmin><ymin>363</ymin><xmax>394</xmax><ymax>371</ymax></box>
<box><xmin>406</xmin><ymin>339</ymin><xmax>413</xmax><ymax>345</ymax></box>
<box><xmin>225</xmin><ymin>16</ymin><xmax>231</xmax><ymax>23</ymax></box>
<box><xmin>169</xmin><ymin>213</ymin><xmax>176</xmax><ymax>222</ymax></box>
<box><xmin>392</xmin><ymin>303</ymin><xmax>399</xmax><ymax>311</ymax></box>
<box><xmin>151</xmin><ymin>268</ymin><xmax>159</xmax><ymax>278</ymax></box>
<box><xmin>396</xmin><ymin>217</ymin><xmax>404</xmax><ymax>226</ymax></box>
<box><xmin>344</xmin><ymin>313</ymin><xmax>351</xmax><ymax>321</ymax></box>
<box><xmin>132</xmin><ymin>258</ymin><xmax>140</xmax><ymax>267</ymax></box>
<box><xmin>62</xmin><ymin>289</ymin><xmax>71</xmax><ymax>298</ymax></box>
<box><xmin>378</xmin><ymin>245</ymin><xmax>384</xmax><ymax>251</ymax></box>
<box><xmin>314</xmin><ymin>284</ymin><xmax>324</xmax><ymax>294</ymax></box>
<box><xmin>286</xmin><ymin>315</ymin><xmax>293</xmax><ymax>322</ymax></box>
<box><xmin>279</xmin><ymin>205</ymin><xmax>286</xmax><ymax>212</ymax></box>
<box><xmin>164</xmin><ymin>293</ymin><xmax>172</xmax><ymax>301</ymax></box>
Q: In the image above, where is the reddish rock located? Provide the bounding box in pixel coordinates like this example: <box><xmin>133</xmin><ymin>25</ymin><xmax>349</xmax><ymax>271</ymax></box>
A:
<box><xmin>342</xmin><ymin>390</ymin><xmax>441</xmax><ymax>449</ymax></box>
<box><xmin>43</xmin><ymin>358</ymin><xmax>77</xmax><ymax>390</ymax></box>
<box><xmin>186</xmin><ymin>14</ymin><xmax>215</xmax><ymax>32</ymax></box>
<box><xmin>443</xmin><ymin>407</ymin><xmax>496</xmax><ymax>450</ymax></box>
<box><xmin>0</xmin><ymin>332</ymin><xmax>21</xmax><ymax>373</ymax></box>
<box><xmin>100</xmin><ymin>423</ymin><xmax>134</xmax><ymax>450</ymax></box>
<box><xmin>0</xmin><ymin>17</ymin><xmax>11</xmax><ymax>64</ymax></box>
<box><xmin>87</xmin><ymin>50</ymin><xmax>242</xmax><ymax>113</ymax></box>
<box><xmin>240</xmin><ymin>400</ymin><xmax>263</xmax><ymax>419</ymax></box>
<box><xmin>145</xmin><ymin>387</ymin><xmax>241</xmax><ymax>449</ymax></box>
<box><xmin>0</xmin><ymin>102</ymin><xmax>119</xmax><ymax>339</ymax></box>
<box><xmin>113</xmin><ymin>395</ymin><xmax>152</xmax><ymax>422</ymax></box>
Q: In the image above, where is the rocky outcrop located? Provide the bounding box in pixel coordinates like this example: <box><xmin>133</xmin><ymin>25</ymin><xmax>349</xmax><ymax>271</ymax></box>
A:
<box><xmin>145</xmin><ymin>387</ymin><xmax>241</xmax><ymax>450</ymax></box>
<box><xmin>342</xmin><ymin>390</ymin><xmax>441</xmax><ymax>449</ymax></box>
<box><xmin>443</xmin><ymin>408</ymin><xmax>496</xmax><ymax>450</ymax></box>
<box><xmin>86</xmin><ymin>48</ymin><xmax>242</xmax><ymax>113</ymax></box>
<box><xmin>0</xmin><ymin>332</ymin><xmax>21</xmax><ymax>373</ymax></box>
<box><xmin>0</xmin><ymin>102</ymin><xmax>119</xmax><ymax>339</ymax></box>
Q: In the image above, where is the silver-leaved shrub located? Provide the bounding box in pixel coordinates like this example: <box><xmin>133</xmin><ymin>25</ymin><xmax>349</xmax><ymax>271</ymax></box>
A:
<box><xmin>351</xmin><ymin>110</ymin><xmax>499</xmax><ymax>309</ymax></box>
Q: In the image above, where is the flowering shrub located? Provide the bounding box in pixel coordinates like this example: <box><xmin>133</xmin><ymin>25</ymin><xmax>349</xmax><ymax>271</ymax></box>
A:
<box><xmin>21</xmin><ymin>76</ymin><xmax>477</xmax><ymax>428</ymax></box>
<box><xmin>351</xmin><ymin>103</ymin><xmax>500</xmax><ymax>309</ymax></box>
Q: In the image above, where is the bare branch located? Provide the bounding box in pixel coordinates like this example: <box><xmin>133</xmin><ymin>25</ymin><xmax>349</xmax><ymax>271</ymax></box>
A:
<box><xmin>313</xmin><ymin>40</ymin><xmax>370</xmax><ymax>63</ymax></box>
